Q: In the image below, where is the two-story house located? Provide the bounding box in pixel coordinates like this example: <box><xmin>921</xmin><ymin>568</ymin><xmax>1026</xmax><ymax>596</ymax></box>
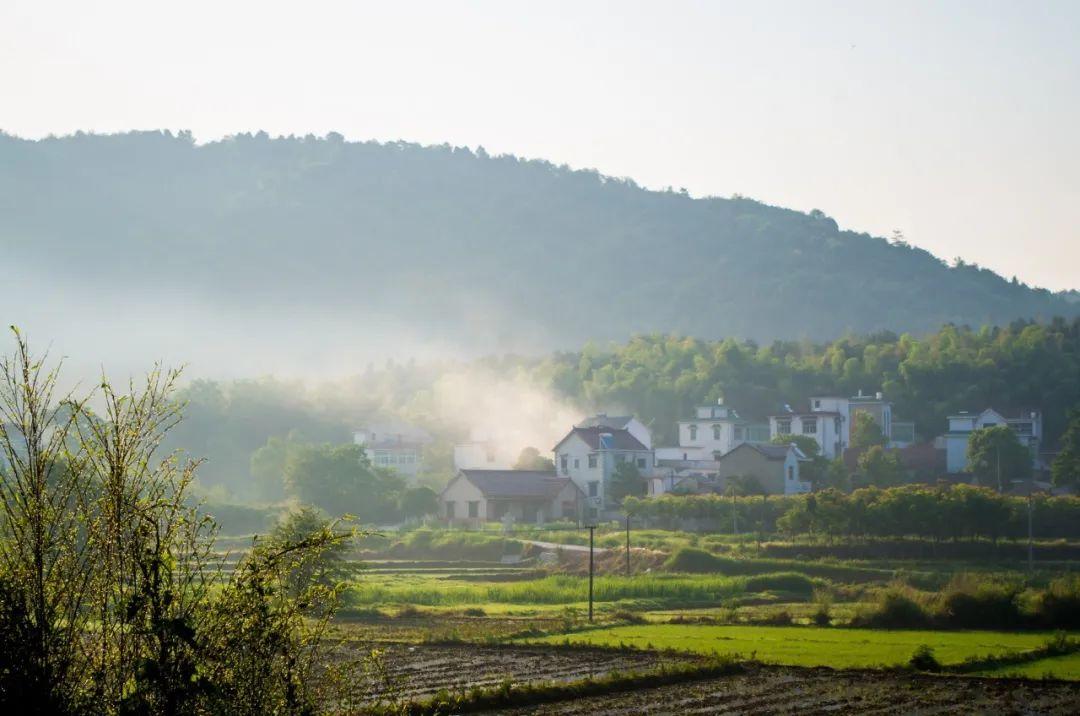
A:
<box><xmin>354</xmin><ymin>422</ymin><xmax>433</xmax><ymax>481</ymax></box>
<box><xmin>768</xmin><ymin>391</ymin><xmax>904</xmax><ymax>459</ymax></box>
<box><xmin>654</xmin><ymin>399</ymin><xmax>766</xmax><ymax>462</ymax></box>
<box><xmin>552</xmin><ymin>425</ymin><xmax>653</xmax><ymax>521</ymax></box>
<box><xmin>944</xmin><ymin>408</ymin><xmax>1043</xmax><ymax>474</ymax></box>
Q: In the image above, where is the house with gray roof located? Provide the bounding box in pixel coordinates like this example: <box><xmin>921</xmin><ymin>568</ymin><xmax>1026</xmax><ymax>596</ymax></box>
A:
<box><xmin>438</xmin><ymin>469</ymin><xmax>584</xmax><ymax>526</ymax></box>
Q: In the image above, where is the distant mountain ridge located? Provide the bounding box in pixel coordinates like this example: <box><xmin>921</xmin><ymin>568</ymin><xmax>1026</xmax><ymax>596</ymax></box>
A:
<box><xmin>1</xmin><ymin>130</ymin><xmax>1076</xmax><ymax>351</ymax></box>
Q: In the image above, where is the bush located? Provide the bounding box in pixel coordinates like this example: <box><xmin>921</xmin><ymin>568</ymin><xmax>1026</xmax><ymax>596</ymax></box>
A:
<box><xmin>937</xmin><ymin>575</ymin><xmax>1022</xmax><ymax>629</ymax></box>
<box><xmin>1033</xmin><ymin>577</ymin><xmax>1080</xmax><ymax>629</ymax></box>
<box><xmin>909</xmin><ymin>644</ymin><xmax>941</xmax><ymax>672</ymax></box>
<box><xmin>663</xmin><ymin>547</ymin><xmax>725</xmax><ymax>573</ymax></box>
<box><xmin>854</xmin><ymin>584</ymin><xmax>932</xmax><ymax>628</ymax></box>
<box><xmin>743</xmin><ymin>573</ymin><xmax>815</xmax><ymax>595</ymax></box>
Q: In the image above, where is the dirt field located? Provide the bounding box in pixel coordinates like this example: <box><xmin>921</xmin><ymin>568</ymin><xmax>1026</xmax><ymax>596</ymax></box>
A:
<box><xmin>492</xmin><ymin>666</ymin><xmax>1080</xmax><ymax>715</ymax></box>
<box><xmin>360</xmin><ymin>644</ymin><xmax>688</xmax><ymax>701</ymax></box>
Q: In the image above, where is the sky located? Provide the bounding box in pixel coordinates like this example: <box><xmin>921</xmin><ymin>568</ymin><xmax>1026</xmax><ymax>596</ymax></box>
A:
<box><xmin>1</xmin><ymin>0</ymin><xmax>1078</xmax><ymax>291</ymax></box>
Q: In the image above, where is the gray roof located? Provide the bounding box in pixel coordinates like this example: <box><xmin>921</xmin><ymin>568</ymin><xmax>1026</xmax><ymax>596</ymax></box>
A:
<box><xmin>576</xmin><ymin>415</ymin><xmax>635</xmax><ymax>430</ymax></box>
<box><xmin>458</xmin><ymin>470</ymin><xmax>579</xmax><ymax>499</ymax></box>
<box><xmin>717</xmin><ymin>442</ymin><xmax>806</xmax><ymax>462</ymax></box>
<box><xmin>554</xmin><ymin>426</ymin><xmax>648</xmax><ymax>452</ymax></box>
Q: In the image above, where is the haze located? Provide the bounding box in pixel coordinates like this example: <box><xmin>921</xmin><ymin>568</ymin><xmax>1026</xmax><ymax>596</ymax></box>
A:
<box><xmin>2</xmin><ymin>0</ymin><xmax>1078</xmax><ymax>292</ymax></box>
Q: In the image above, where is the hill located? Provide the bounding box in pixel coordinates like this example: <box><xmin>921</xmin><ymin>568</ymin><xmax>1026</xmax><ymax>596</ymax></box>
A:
<box><xmin>1</xmin><ymin>130</ymin><xmax>1076</xmax><ymax>353</ymax></box>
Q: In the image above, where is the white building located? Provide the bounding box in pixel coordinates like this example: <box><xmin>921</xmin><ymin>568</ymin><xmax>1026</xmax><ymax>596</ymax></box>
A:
<box><xmin>652</xmin><ymin>399</ymin><xmax>758</xmax><ymax>462</ymax></box>
<box><xmin>353</xmin><ymin>422</ymin><xmax>433</xmax><ymax>480</ymax></box>
<box><xmin>944</xmin><ymin>408</ymin><xmax>1043</xmax><ymax>474</ymax></box>
<box><xmin>552</xmin><ymin>425</ymin><xmax>654</xmax><ymax>521</ymax></box>
<box><xmin>453</xmin><ymin>441</ymin><xmax>517</xmax><ymax>471</ymax></box>
<box><xmin>767</xmin><ymin>391</ymin><xmax>899</xmax><ymax>459</ymax></box>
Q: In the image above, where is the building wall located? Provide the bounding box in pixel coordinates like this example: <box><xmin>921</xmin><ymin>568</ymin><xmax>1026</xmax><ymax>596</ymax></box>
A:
<box><xmin>439</xmin><ymin>475</ymin><xmax>488</xmax><ymax>526</ymax></box>
<box><xmin>713</xmin><ymin>446</ymin><xmax>786</xmax><ymax>495</ymax></box>
<box><xmin>453</xmin><ymin>442</ymin><xmax>515</xmax><ymax>471</ymax></box>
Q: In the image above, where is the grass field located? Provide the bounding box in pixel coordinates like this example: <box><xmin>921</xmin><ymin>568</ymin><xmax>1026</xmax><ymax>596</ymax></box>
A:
<box><xmin>974</xmin><ymin>652</ymin><xmax>1080</xmax><ymax>680</ymax></box>
<box><xmin>528</xmin><ymin>624</ymin><xmax>1075</xmax><ymax>670</ymax></box>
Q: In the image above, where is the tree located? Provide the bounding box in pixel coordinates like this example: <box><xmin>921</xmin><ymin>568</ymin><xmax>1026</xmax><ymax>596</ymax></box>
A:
<box><xmin>857</xmin><ymin>446</ymin><xmax>906</xmax><ymax>487</ymax></box>
<box><xmin>284</xmin><ymin>443</ymin><xmax>405</xmax><ymax>521</ymax></box>
<box><xmin>398</xmin><ymin>486</ymin><xmax>439</xmax><ymax>520</ymax></box>
<box><xmin>772</xmin><ymin>434</ymin><xmax>828</xmax><ymax>489</ymax></box>
<box><xmin>727</xmin><ymin>473</ymin><xmax>766</xmax><ymax>497</ymax></box>
<box><xmin>1052</xmin><ymin>409</ymin><xmax>1080</xmax><ymax>489</ymax></box>
<box><xmin>967</xmin><ymin>425</ymin><xmax>1032</xmax><ymax>489</ymax></box>
<box><xmin>771</xmin><ymin>434</ymin><xmax>820</xmax><ymax>458</ymax></box>
<box><xmin>851</xmin><ymin>412</ymin><xmax>887</xmax><ymax>449</ymax></box>
<box><xmin>609</xmin><ymin>461</ymin><xmax>644</xmax><ymax>504</ymax></box>
<box><xmin>513</xmin><ymin>446</ymin><xmax>555</xmax><ymax>472</ymax></box>
<box><xmin>270</xmin><ymin>507</ymin><xmax>356</xmax><ymax>597</ymax></box>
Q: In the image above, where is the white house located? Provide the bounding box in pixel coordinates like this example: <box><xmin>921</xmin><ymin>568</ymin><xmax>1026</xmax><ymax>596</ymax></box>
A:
<box><xmin>439</xmin><ymin>469</ymin><xmax>584</xmax><ymax>526</ymax></box>
<box><xmin>552</xmin><ymin>425</ymin><xmax>653</xmax><ymax>521</ymax></box>
<box><xmin>453</xmin><ymin>441</ymin><xmax>517</xmax><ymax>471</ymax></box>
<box><xmin>767</xmin><ymin>391</ymin><xmax>901</xmax><ymax>459</ymax></box>
<box><xmin>769</xmin><ymin>397</ymin><xmax>849</xmax><ymax>459</ymax></box>
<box><xmin>654</xmin><ymin>399</ymin><xmax>761</xmax><ymax>462</ymax></box>
<box><xmin>354</xmin><ymin>422</ymin><xmax>433</xmax><ymax>480</ymax></box>
<box><xmin>944</xmin><ymin>408</ymin><xmax>1043</xmax><ymax>474</ymax></box>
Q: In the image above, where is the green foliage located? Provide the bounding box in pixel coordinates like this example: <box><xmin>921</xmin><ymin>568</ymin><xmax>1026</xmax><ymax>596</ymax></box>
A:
<box><xmin>770</xmin><ymin>434</ymin><xmax>820</xmax><ymax>457</ymax></box>
<box><xmin>909</xmin><ymin>644</ymin><xmax>941</xmax><ymax>672</ymax></box>
<box><xmin>967</xmin><ymin>425</ymin><xmax>1032</xmax><ymax>487</ymax></box>
<box><xmin>856</xmin><ymin>446</ymin><xmax>906</xmax><ymax>487</ymax></box>
<box><xmin>609</xmin><ymin>461</ymin><xmax>645</xmax><ymax>504</ymax></box>
<box><xmin>398</xmin><ymin>486</ymin><xmax>439</xmax><ymax>520</ymax></box>
<box><xmin>284</xmin><ymin>442</ymin><xmax>405</xmax><ymax>521</ymax></box>
<box><xmin>270</xmin><ymin>506</ymin><xmax>357</xmax><ymax>596</ymax></box>
<box><xmin>512</xmin><ymin>447</ymin><xmax>556</xmax><ymax>472</ymax></box>
<box><xmin>1051</xmin><ymin>409</ymin><xmax>1080</xmax><ymax>489</ymax></box>
<box><xmin>850</xmin><ymin>412</ymin><xmax>887</xmax><ymax>449</ymax></box>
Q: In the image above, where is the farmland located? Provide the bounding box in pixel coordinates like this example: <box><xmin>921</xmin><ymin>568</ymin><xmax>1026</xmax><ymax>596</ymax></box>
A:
<box><xmin>527</xmin><ymin>624</ymin><xmax>1079</xmax><ymax>671</ymax></box>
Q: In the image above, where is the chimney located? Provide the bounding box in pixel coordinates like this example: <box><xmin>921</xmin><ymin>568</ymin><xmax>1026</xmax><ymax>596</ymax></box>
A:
<box><xmin>876</xmin><ymin>391</ymin><xmax>883</xmax><ymax>400</ymax></box>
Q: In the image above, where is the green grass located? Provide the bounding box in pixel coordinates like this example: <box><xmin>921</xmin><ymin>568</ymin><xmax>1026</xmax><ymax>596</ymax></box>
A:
<box><xmin>973</xmin><ymin>651</ymin><xmax>1080</xmax><ymax>679</ymax></box>
<box><xmin>527</xmin><ymin>624</ymin><xmax>1074</xmax><ymax>670</ymax></box>
<box><xmin>347</xmin><ymin>572</ymin><xmax>818</xmax><ymax>607</ymax></box>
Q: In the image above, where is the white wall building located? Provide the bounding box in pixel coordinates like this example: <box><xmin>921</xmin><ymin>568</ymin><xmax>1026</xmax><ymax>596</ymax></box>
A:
<box><xmin>453</xmin><ymin>441</ymin><xmax>517</xmax><ymax>471</ymax></box>
<box><xmin>553</xmin><ymin>425</ymin><xmax>653</xmax><ymax>521</ymax></box>
<box><xmin>767</xmin><ymin>392</ymin><xmax>899</xmax><ymax>459</ymax></box>
<box><xmin>944</xmin><ymin>408</ymin><xmax>1043</xmax><ymax>474</ymax></box>
<box><xmin>354</xmin><ymin>422</ymin><xmax>433</xmax><ymax>480</ymax></box>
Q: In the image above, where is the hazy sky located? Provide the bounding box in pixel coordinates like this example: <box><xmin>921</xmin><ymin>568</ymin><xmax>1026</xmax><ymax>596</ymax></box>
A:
<box><xmin>2</xmin><ymin>0</ymin><xmax>1078</xmax><ymax>290</ymax></box>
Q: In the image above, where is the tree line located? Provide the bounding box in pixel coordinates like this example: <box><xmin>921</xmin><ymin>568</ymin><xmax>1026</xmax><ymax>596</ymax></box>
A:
<box><xmin>625</xmin><ymin>484</ymin><xmax>1080</xmax><ymax>542</ymax></box>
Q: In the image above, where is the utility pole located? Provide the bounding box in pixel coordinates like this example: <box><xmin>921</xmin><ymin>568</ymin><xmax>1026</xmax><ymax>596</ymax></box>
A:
<box><xmin>1028</xmin><ymin>491</ymin><xmax>1035</xmax><ymax>574</ymax></box>
<box><xmin>588</xmin><ymin>525</ymin><xmax>595</xmax><ymax>622</ymax></box>
<box><xmin>625</xmin><ymin>513</ymin><xmax>631</xmax><ymax>577</ymax></box>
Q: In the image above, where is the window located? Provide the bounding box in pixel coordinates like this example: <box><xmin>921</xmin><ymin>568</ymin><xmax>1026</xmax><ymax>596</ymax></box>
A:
<box><xmin>787</xmin><ymin>466</ymin><xmax>794</xmax><ymax>481</ymax></box>
<box><xmin>467</xmin><ymin>501</ymin><xmax>479</xmax><ymax>518</ymax></box>
<box><xmin>802</xmin><ymin>419</ymin><xmax>817</xmax><ymax>435</ymax></box>
<box><xmin>588</xmin><ymin>454</ymin><xmax>597</xmax><ymax>468</ymax></box>
<box><xmin>637</xmin><ymin>457</ymin><xmax>646</xmax><ymax>468</ymax></box>
<box><xmin>445</xmin><ymin>501</ymin><xmax>456</xmax><ymax>518</ymax></box>
<box><xmin>712</xmin><ymin>424</ymin><xmax>722</xmax><ymax>440</ymax></box>
<box><xmin>734</xmin><ymin>427</ymin><xmax>744</xmax><ymax>441</ymax></box>
<box><xmin>688</xmin><ymin>424</ymin><xmax>698</xmax><ymax>440</ymax></box>
<box><xmin>814</xmin><ymin>399</ymin><xmax>821</xmax><ymax>409</ymax></box>
<box><xmin>588</xmin><ymin>481</ymin><xmax>599</xmax><ymax>497</ymax></box>
<box><xmin>574</xmin><ymin>458</ymin><xmax>580</xmax><ymax>469</ymax></box>
<box><xmin>776</xmin><ymin>419</ymin><xmax>791</xmax><ymax>434</ymax></box>
<box><xmin>560</xmin><ymin>454</ymin><xmax>568</xmax><ymax>473</ymax></box>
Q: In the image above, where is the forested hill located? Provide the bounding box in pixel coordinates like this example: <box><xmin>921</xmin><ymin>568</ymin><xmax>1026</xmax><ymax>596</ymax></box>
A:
<box><xmin>2</xmin><ymin>131</ymin><xmax>1076</xmax><ymax>349</ymax></box>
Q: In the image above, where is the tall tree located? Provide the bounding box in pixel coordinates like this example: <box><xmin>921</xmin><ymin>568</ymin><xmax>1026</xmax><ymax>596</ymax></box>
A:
<box><xmin>967</xmin><ymin>425</ymin><xmax>1032</xmax><ymax>489</ymax></box>
<box><xmin>609</xmin><ymin>461</ymin><xmax>645</xmax><ymax>504</ymax></box>
<box><xmin>1051</xmin><ymin>409</ymin><xmax>1080</xmax><ymax>489</ymax></box>
<box><xmin>512</xmin><ymin>446</ymin><xmax>556</xmax><ymax>472</ymax></box>
<box><xmin>850</xmin><ymin>412</ymin><xmax>887</xmax><ymax>449</ymax></box>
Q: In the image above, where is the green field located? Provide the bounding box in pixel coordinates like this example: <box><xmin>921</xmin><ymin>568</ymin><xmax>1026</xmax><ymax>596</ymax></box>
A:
<box><xmin>529</xmin><ymin>624</ymin><xmax>1073</xmax><ymax>670</ymax></box>
<box><xmin>974</xmin><ymin>652</ymin><xmax>1080</xmax><ymax>680</ymax></box>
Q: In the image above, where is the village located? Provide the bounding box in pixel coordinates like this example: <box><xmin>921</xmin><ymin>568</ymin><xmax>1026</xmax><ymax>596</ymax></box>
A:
<box><xmin>355</xmin><ymin>392</ymin><xmax>1053</xmax><ymax>528</ymax></box>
